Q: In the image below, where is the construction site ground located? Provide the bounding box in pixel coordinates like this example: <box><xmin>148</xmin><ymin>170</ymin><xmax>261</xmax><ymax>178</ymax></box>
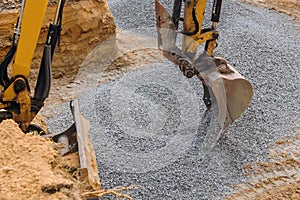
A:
<box><xmin>0</xmin><ymin>0</ymin><xmax>299</xmax><ymax>199</ymax></box>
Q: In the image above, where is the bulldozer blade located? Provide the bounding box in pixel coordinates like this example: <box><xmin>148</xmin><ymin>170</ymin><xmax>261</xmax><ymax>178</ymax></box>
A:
<box><xmin>71</xmin><ymin>99</ymin><xmax>101</xmax><ymax>190</ymax></box>
<box><xmin>199</xmin><ymin>64</ymin><xmax>253</xmax><ymax>135</ymax></box>
<box><xmin>43</xmin><ymin>100</ymin><xmax>100</xmax><ymax>190</ymax></box>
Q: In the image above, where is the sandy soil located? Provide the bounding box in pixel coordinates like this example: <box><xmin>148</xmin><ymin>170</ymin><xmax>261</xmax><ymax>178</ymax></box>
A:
<box><xmin>0</xmin><ymin>120</ymin><xmax>84</xmax><ymax>200</ymax></box>
<box><xmin>226</xmin><ymin>132</ymin><xmax>300</xmax><ymax>199</ymax></box>
<box><xmin>0</xmin><ymin>0</ymin><xmax>299</xmax><ymax>199</ymax></box>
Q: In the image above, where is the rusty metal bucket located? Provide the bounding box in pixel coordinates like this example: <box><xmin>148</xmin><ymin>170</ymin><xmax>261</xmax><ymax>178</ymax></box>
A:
<box><xmin>155</xmin><ymin>0</ymin><xmax>253</xmax><ymax>137</ymax></box>
<box><xmin>200</xmin><ymin>64</ymin><xmax>253</xmax><ymax>134</ymax></box>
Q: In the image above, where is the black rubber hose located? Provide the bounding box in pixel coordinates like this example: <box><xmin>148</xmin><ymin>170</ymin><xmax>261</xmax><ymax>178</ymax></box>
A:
<box><xmin>0</xmin><ymin>45</ymin><xmax>15</xmax><ymax>88</ymax></box>
<box><xmin>172</xmin><ymin>0</ymin><xmax>182</xmax><ymax>30</ymax></box>
<box><xmin>33</xmin><ymin>45</ymin><xmax>51</xmax><ymax>101</ymax></box>
<box><xmin>182</xmin><ymin>4</ymin><xmax>199</xmax><ymax>36</ymax></box>
<box><xmin>211</xmin><ymin>0</ymin><xmax>222</xmax><ymax>22</ymax></box>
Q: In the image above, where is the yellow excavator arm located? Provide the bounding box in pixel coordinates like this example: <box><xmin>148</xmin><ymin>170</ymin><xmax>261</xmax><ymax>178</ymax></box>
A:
<box><xmin>155</xmin><ymin>0</ymin><xmax>253</xmax><ymax>136</ymax></box>
<box><xmin>13</xmin><ymin>0</ymin><xmax>48</xmax><ymax>77</ymax></box>
<box><xmin>1</xmin><ymin>0</ymin><xmax>48</xmax><ymax>131</ymax></box>
<box><xmin>0</xmin><ymin>0</ymin><xmax>62</xmax><ymax>131</ymax></box>
<box><xmin>0</xmin><ymin>0</ymin><xmax>100</xmax><ymax>190</ymax></box>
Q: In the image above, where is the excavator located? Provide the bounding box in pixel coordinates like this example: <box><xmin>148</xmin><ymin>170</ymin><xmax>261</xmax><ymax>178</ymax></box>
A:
<box><xmin>0</xmin><ymin>0</ymin><xmax>100</xmax><ymax>191</ymax></box>
<box><xmin>155</xmin><ymin>0</ymin><xmax>253</xmax><ymax>138</ymax></box>
<box><xmin>0</xmin><ymin>0</ymin><xmax>253</xmax><ymax>197</ymax></box>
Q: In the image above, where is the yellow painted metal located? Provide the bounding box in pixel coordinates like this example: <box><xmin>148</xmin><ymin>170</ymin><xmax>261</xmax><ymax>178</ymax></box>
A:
<box><xmin>2</xmin><ymin>77</ymin><xmax>33</xmax><ymax>131</ymax></box>
<box><xmin>182</xmin><ymin>0</ymin><xmax>219</xmax><ymax>57</ymax></box>
<box><xmin>206</xmin><ymin>39</ymin><xmax>217</xmax><ymax>56</ymax></box>
<box><xmin>194</xmin><ymin>31</ymin><xmax>218</xmax><ymax>47</ymax></box>
<box><xmin>205</xmin><ymin>22</ymin><xmax>218</xmax><ymax>56</ymax></box>
<box><xmin>2</xmin><ymin>82</ymin><xmax>17</xmax><ymax>101</ymax></box>
<box><xmin>194</xmin><ymin>0</ymin><xmax>206</xmax><ymax>33</ymax></box>
<box><xmin>13</xmin><ymin>88</ymin><xmax>33</xmax><ymax>131</ymax></box>
<box><xmin>3</xmin><ymin>0</ymin><xmax>48</xmax><ymax>129</ymax></box>
<box><xmin>12</xmin><ymin>0</ymin><xmax>48</xmax><ymax>77</ymax></box>
<box><xmin>183</xmin><ymin>0</ymin><xmax>197</xmax><ymax>57</ymax></box>
<box><xmin>182</xmin><ymin>0</ymin><xmax>207</xmax><ymax>57</ymax></box>
<box><xmin>0</xmin><ymin>103</ymin><xmax>10</xmax><ymax>109</ymax></box>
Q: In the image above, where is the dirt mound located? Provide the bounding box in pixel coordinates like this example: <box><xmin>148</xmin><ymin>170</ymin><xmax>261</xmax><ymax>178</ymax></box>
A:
<box><xmin>0</xmin><ymin>119</ymin><xmax>85</xmax><ymax>200</ymax></box>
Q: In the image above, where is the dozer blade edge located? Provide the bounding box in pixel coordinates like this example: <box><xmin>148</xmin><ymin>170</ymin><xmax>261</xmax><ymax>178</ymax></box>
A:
<box><xmin>72</xmin><ymin>99</ymin><xmax>100</xmax><ymax>190</ymax></box>
<box><xmin>43</xmin><ymin>99</ymin><xmax>100</xmax><ymax>190</ymax></box>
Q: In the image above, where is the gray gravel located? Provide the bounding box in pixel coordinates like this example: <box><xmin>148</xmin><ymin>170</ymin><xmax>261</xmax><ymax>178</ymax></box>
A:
<box><xmin>46</xmin><ymin>0</ymin><xmax>300</xmax><ymax>199</ymax></box>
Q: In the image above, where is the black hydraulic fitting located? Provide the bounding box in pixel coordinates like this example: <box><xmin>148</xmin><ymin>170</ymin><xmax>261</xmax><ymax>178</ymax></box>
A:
<box><xmin>185</xmin><ymin>69</ymin><xmax>194</xmax><ymax>78</ymax></box>
<box><xmin>14</xmin><ymin>79</ymin><xmax>26</xmax><ymax>93</ymax></box>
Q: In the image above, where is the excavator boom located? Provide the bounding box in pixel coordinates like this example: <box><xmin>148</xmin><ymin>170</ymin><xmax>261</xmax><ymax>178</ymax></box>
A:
<box><xmin>12</xmin><ymin>0</ymin><xmax>48</xmax><ymax>77</ymax></box>
<box><xmin>0</xmin><ymin>0</ymin><xmax>100</xmax><ymax>193</ymax></box>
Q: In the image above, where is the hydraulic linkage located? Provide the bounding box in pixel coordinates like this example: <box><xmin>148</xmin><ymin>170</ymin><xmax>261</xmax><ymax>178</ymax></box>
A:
<box><xmin>155</xmin><ymin>0</ymin><xmax>253</xmax><ymax>136</ymax></box>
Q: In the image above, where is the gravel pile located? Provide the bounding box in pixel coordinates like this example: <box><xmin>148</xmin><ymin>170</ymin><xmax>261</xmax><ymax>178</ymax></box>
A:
<box><xmin>0</xmin><ymin>0</ymin><xmax>21</xmax><ymax>11</ymax></box>
<box><xmin>46</xmin><ymin>0</ymin><xmax>300</xmax><ymax>199</ymax></box>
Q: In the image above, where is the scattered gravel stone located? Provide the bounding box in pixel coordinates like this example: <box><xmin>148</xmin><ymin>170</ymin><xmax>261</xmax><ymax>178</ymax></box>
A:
<box><xmin>46</xmin><ymin>0</ymin><xmax>300</xmax><ymax>199</ymax></box>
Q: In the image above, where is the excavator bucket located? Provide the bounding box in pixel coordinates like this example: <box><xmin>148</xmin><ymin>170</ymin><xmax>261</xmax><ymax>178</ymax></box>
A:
<box><xmin>199</xmin><ymin>63</ymin><xmax>253</xmax><ymax>135</ymax></box>
<box><xmin>155</xmin><ymin>0</ymin><xmax>253</xmax><ymax>137</ymax></box>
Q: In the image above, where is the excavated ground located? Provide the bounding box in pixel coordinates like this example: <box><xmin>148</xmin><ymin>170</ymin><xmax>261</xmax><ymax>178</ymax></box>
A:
<box><xmin>0</xmin><ymin>0</ymin><xmax>299</xmax><ymax>199</ymax></box>
<box><xmin>225</xmin><ymin>1</ymin><xmax>299</xmax><ymax>198</ymax></box>
<box><xmin>239</xmin><ymin>0</ymin><xmax>299</xmax><ymax>23</ymax></box>
<box><xmin>0</xmin><ymin>119</ymin><xmax>85</xmax><ymax>199</ymax></box>
<box><xmin>0</xmin><ymin>0</ymin><xmax>116</xmax><ymax>199</ymax></box>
